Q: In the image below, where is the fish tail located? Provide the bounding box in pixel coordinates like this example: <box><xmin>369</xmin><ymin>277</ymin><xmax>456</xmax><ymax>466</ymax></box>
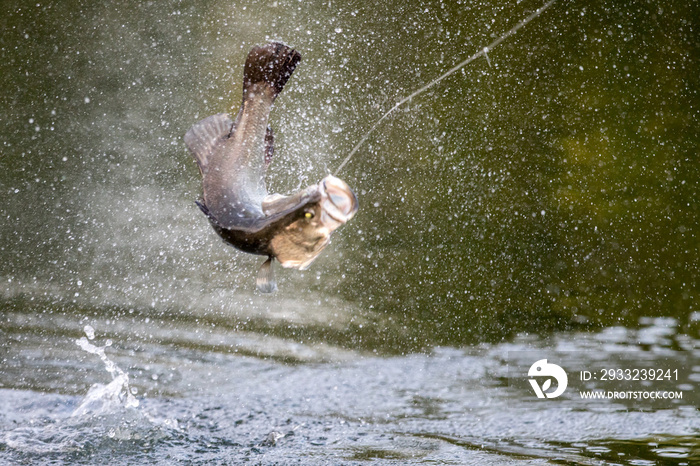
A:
<box><xmin>243</xmin><ymin>42</ymin><xmax>301</xmax><ymax>99</ymax></box>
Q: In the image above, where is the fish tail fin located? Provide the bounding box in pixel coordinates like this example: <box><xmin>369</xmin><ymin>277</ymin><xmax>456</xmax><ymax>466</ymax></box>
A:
<box><xmin>243</xmin><ymin>42</ymin><xmax>301</xmax><ymax>99</ymax></box>
<box><xmin>256</xmin><ymin>256</ymin><xmax>278</xmax><ymax>293</ymax></box>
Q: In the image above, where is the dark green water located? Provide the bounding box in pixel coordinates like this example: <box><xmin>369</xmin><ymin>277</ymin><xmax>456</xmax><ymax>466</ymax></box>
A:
<box><xmin>1</xmin><ymin>0</ymin><xmax>698</xmax><ymax>464</ymax></box>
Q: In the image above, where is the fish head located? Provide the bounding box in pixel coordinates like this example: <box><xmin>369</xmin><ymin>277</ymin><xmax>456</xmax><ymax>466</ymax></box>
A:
<box><xmin>270</xmin><ymin>175</ymin><xmax>358</xmax><ymax>270</ymax></box>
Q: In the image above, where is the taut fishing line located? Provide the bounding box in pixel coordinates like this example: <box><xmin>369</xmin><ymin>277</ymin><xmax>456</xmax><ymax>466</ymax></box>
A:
<box><xmin>334</xmin><ymin>0</ymin><xmax>557</xmax><ymax>175</ymax></box>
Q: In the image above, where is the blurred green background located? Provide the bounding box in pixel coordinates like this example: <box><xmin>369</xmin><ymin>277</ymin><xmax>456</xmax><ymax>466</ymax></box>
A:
<box><xmin>1</xmin><ymin>0</ymin><xmax>698</xmax><ymax>353</ymax></box>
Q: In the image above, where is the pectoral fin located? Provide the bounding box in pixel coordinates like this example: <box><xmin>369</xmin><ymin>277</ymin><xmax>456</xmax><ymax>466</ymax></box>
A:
<box><xmin>261</xmin><ymin>185</ymin><xmax>320</xmax><ymax>217</ymax></box>
<box><xmin>256</xmin><ymin>256</ymin><xmax>278</xmax><ymax>293</ymax></box>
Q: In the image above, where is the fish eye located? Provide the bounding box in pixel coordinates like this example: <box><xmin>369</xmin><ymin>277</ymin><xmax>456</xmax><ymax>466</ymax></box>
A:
<box><xmin>304</xmin><ymin>211</ymin><xmax>314</xmax><ymax>219</ymax></box>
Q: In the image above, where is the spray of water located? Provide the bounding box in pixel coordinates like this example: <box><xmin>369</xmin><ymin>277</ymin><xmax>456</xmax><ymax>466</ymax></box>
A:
<box><xmin>334</xmin><ymin>0</ymin><xmax>557</xmax><ymax>175</ymax></box>
<box><xmin>72</xmin><ymin>325</ymin><xmax>139</xmax><ymax>417</ymax></box>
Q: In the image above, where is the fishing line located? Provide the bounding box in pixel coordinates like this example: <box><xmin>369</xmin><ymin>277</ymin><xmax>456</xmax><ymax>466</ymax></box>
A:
<box><xmin>334</xmin><ymin>0</ymin><xmax>557</xmax><ymax>175</ymax></box>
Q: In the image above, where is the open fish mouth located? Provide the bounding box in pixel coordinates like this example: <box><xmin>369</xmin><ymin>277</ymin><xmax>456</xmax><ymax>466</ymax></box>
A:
<box><xmin>320</xmin><ymin>175</ymin><xmax>358</xmax><ymax>225</ymax></box>
<box><xmin>267</xmin><ymin>174</ymin><xmax>358</xmax><ymax>271</ymax></box>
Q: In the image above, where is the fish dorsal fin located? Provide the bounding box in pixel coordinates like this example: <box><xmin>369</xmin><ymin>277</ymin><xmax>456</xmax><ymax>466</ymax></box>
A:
<box><xmin>184</xmin><ymin>113</ymin><xmax>234</xmax><ymax>174</ymax></box>
<box><xmin>264</xmin><ymin>125</ymin><xmax>274</xmax><ymax>168</ymax></box>
<box><xmin>256</xmin><ymin>257</ymin><xmax>278</xmax><ymax>293</ymax></box>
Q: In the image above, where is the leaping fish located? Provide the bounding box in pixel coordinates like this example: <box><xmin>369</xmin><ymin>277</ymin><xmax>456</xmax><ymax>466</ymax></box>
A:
<box><xmin>185</xmin><ymin>42</ymin><xmax>358</xmax><ymax>293</ymax></box>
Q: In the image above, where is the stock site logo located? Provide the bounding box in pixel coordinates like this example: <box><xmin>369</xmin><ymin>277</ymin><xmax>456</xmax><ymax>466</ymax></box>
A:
<box><xmin>528</xmin><ymin>359</ymin><xmax>568</xmax><ymax>399</ymax></box>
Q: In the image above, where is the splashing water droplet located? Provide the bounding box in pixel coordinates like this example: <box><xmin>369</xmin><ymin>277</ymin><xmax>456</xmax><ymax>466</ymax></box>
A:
<box><xmin>73</xmin><ymin>325</ymin><xmax>140</xmax><ymax>415</ymax></box>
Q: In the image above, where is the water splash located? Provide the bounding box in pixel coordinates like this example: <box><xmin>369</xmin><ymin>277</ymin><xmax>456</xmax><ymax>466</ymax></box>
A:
<box><xmin>0</xmin><ymin>325</ymin><xmax>180</xmax><ymax>459</ymax></box>
<box><xmin>334</xmin><ymin>0</ymin><xmax>557</xmax><ymax>175</ymax></box>
<box><xmin>72</xmin><ymin>325</ymin><xmax>139</xmax><ymax>417</ymax></box>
